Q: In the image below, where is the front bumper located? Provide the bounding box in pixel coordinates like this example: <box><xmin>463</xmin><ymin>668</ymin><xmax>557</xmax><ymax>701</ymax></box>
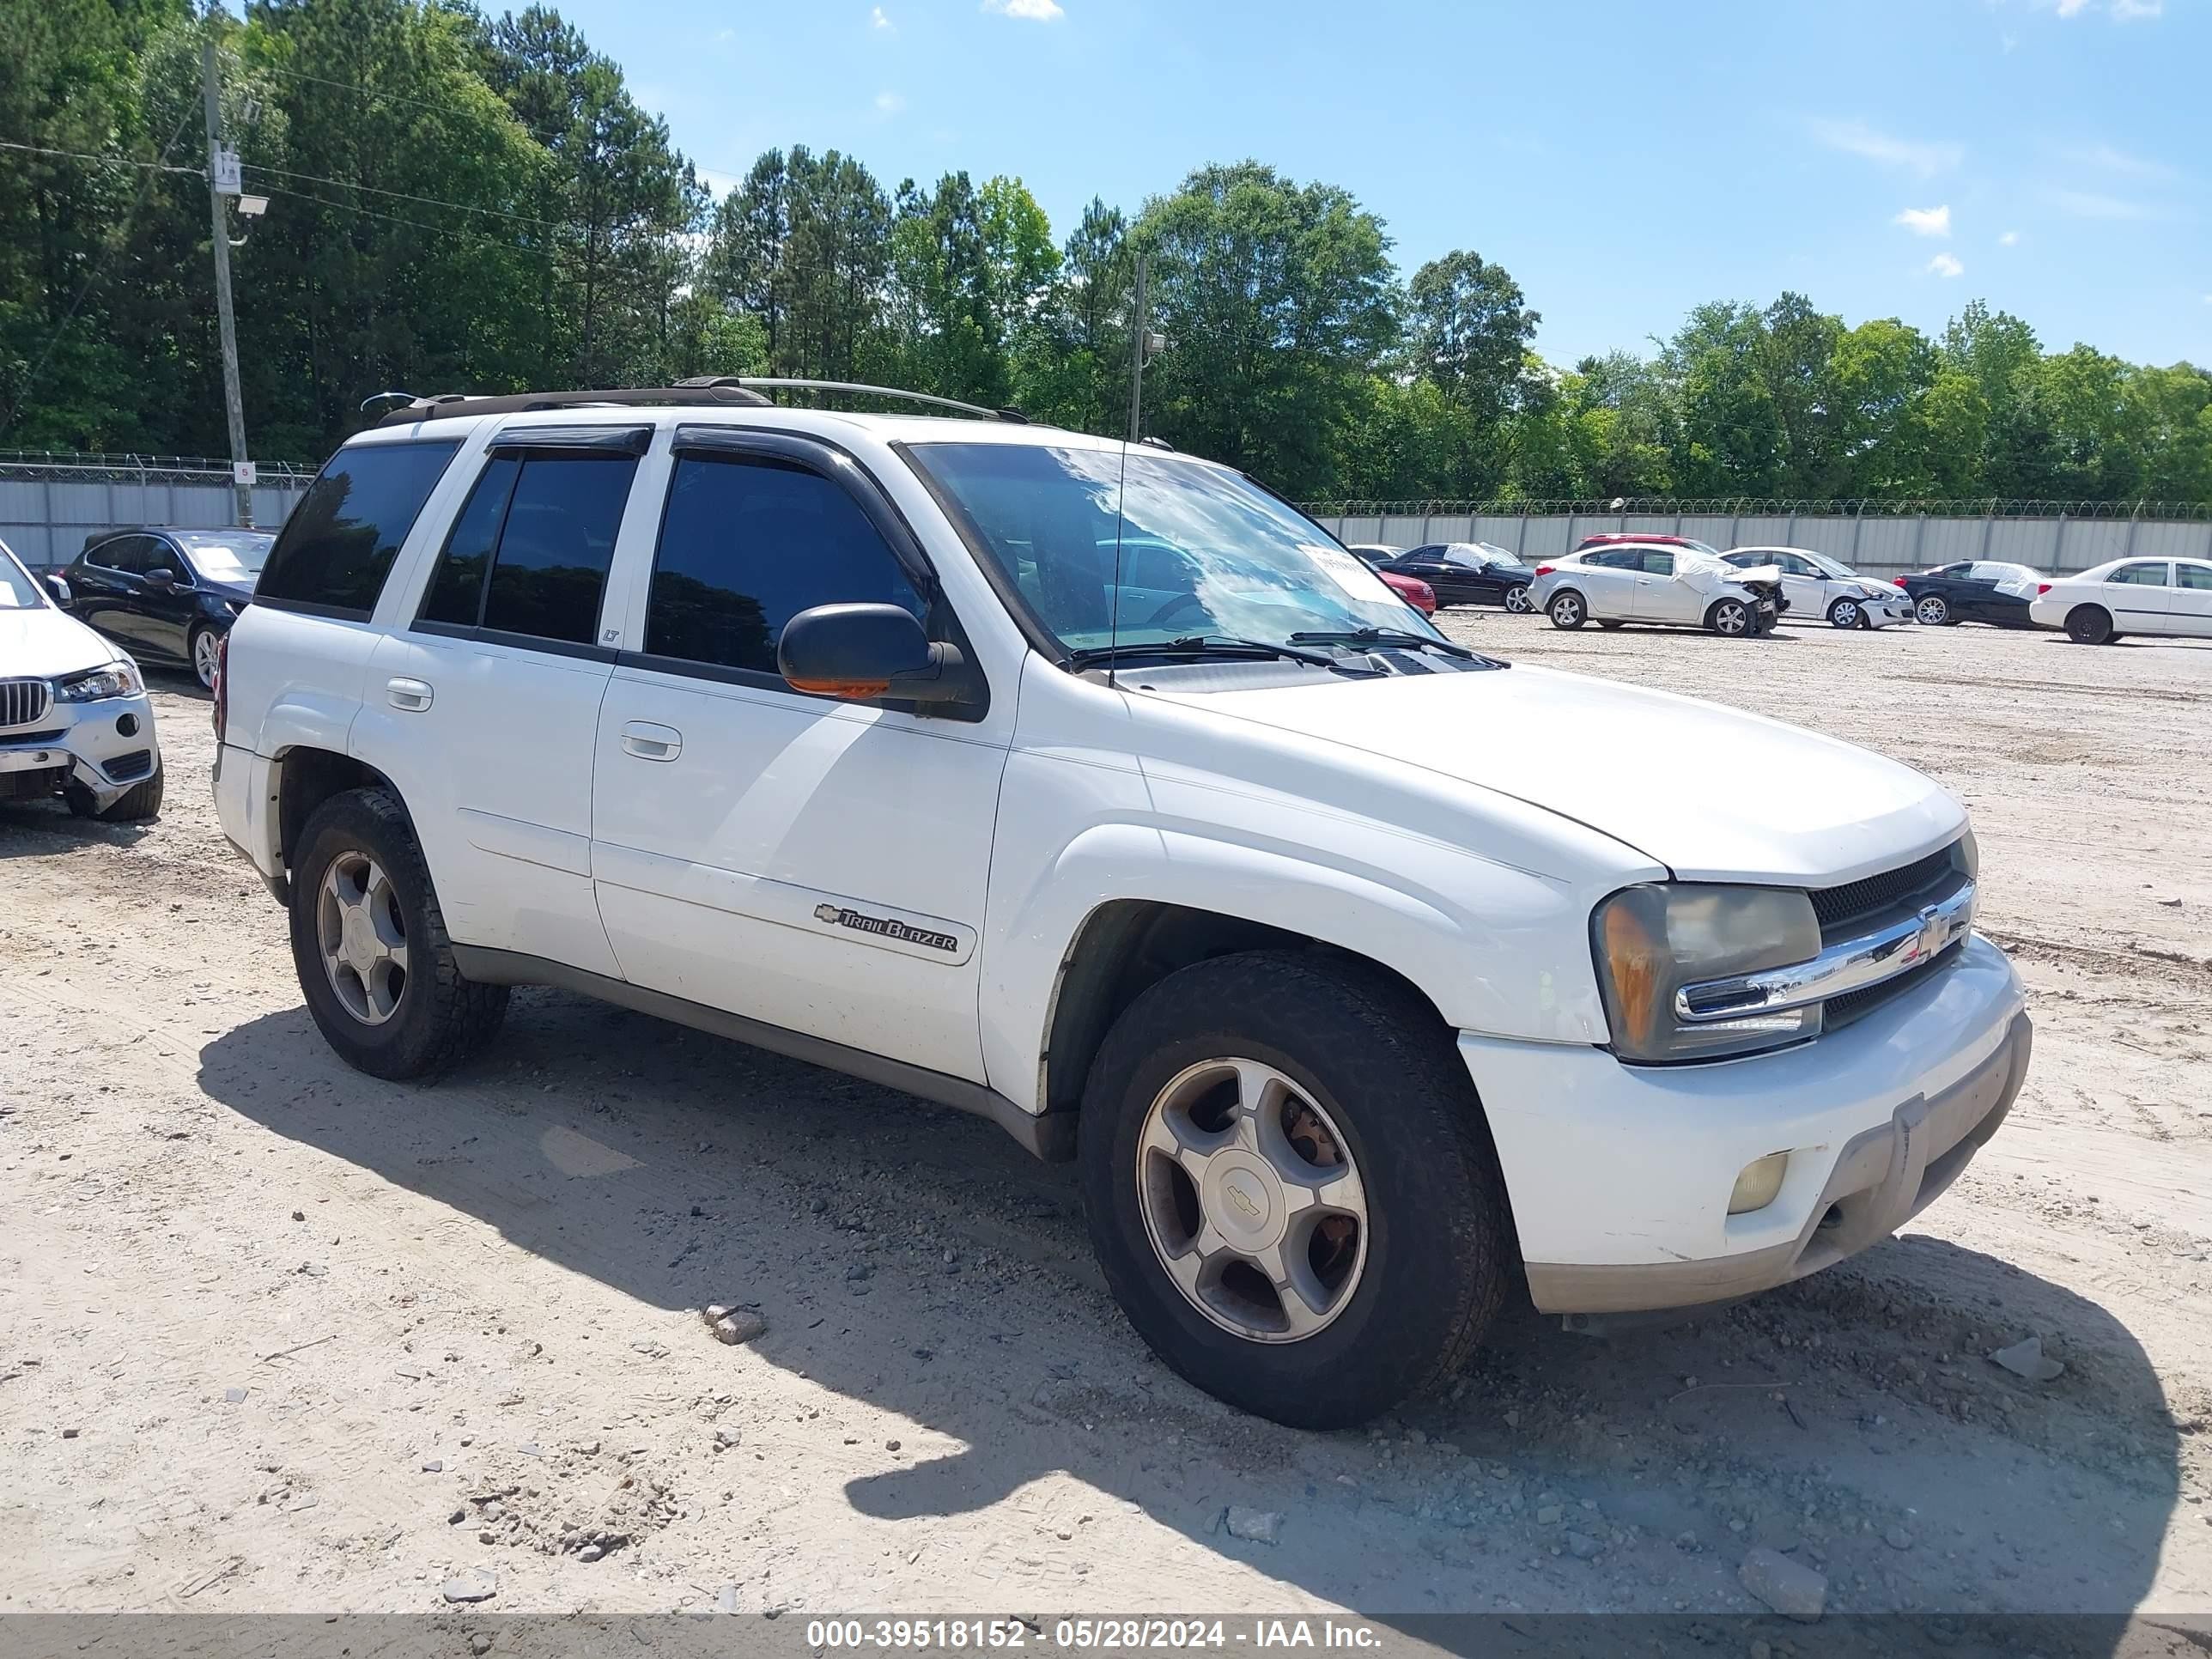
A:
<box><xmin>0</xmin><ymin>689</ymin><xmax>161</xmax><ymax>809</ymax></box>
<box><xmin>1462</xmin><ymin>933</ymin><xmax>2029</xmax><ymax>1315</ymax></box>
<box><xmin>1862</xmin><ymin>594</ymin><xmax>1911</xmax><ymax>628</ymax></box>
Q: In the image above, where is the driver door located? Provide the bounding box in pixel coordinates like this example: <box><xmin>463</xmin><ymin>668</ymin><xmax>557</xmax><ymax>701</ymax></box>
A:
<box><xmin>1632</xmin><ymin>550</ymin><xmax>1694</xmax><ymax>621</ymax></box>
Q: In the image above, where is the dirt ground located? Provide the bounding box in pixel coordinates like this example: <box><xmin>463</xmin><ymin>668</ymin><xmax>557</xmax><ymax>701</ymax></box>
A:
<box><xmin>3</xmin><ymin>614</ymin><xmax>2209</xmax><ymax>1622</ymax></box>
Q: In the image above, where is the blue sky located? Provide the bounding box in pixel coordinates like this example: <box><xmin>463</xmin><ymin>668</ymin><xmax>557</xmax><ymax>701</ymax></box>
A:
<box><xmin>548</xmin><ymin>0</ymin><xmax>2207</xmax><ymax>368</ymax></box>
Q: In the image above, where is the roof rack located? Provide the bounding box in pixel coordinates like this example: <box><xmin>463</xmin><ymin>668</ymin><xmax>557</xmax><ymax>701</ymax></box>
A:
<box><xmin>734</xmin><ymin>378</ymin><xmax>1030</xmax><ymax>423</ymax></box>
<box><xmin>371</xmin><ymin>382</ymin><xmax>773</xmax><ymax>428</ymax></box>
<box><xmin>369</xmin><ymin>376</ymin><xmax>1032</xmax><ymax>429</ymax></box>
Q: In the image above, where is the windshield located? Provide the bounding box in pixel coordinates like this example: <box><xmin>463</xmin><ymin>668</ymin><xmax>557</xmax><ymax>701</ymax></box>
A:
<box><xmin>0</xmin><ymin>541</ymin><xmax>44</xmax><ymax>608</ymax></box>
<box><xmin>175</xmin><ymin>530</ymin><xmax>276</xmax><ymax>582</ymax></box>
<box><xmin>908</xmin><ymin>443</ymin><xmax>1443</xmax><ymax>658</ymax></box>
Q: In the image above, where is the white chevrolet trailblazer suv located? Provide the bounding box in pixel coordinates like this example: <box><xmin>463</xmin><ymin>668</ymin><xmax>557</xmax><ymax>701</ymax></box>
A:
<box><xmin>1</xmin><ymin>537</ymin><xmax>165</xmax><ymax>821</ymax></box>
<box><xmin>214</xmin><ymin>382</ymin><xmax>2031</xmax><ymax>1427</ymax></box>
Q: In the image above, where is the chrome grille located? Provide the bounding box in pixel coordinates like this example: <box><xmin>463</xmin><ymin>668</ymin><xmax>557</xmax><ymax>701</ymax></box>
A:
<box><xmin>1811</xmin><ymin>843</ymin><xmax>1966</xmax><ymax>941</ymax></box>
<box><xmin>0</xmin><ymin>678</ymin><xmax>52</xmax><ymax>732</ymax></box>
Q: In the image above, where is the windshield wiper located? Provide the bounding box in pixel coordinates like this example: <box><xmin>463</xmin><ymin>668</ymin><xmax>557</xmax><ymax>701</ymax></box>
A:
<box><xmin>1067</xmin><ymin>635</ymin><xmax>1379</xmax><ymax>674</ymax></box>
<box><xmin>1288</xmin><ymin>628</ymin><xmax>1492</xmax><ymax>664</ymax></box>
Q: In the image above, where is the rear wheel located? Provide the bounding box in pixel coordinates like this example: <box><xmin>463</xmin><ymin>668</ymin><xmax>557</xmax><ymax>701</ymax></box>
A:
<box><xmin>1826</xmin><ymin>597</ymin><xmax>1863</xmax><ymax>629</ymax></box>
<box><xmin>2064</xmin><ymin>605</ymin><xmax>2115</xmax><ymax>646</ymax></box>
<box><xmin>190</xmin><ymin>624</ymin><xmax>222</xmax><ymax>691</ymax></box>
<box><xmin>289</xmin><ymin>787</ymin><xmax>508</xmax><ymax>1079</ymax></box>
<box><xmin>1708</xmin><ymin>597</ymin><xmax>1755</xmax><ymax>637</ymax></box>
<box><xmin>1547</xmin><ymin>590</ymin><xmax>1587</xmax><ymax>629</ymax></box>
<box><xmin>1078</xmin><ymin>952</ymin><xmax>1512</xmax><ymax>1429</ymax></box>
<box><xmin>1503</xmin><ymin>584</ymin><xmax>1533</xmax><ymax>614</ymax></box>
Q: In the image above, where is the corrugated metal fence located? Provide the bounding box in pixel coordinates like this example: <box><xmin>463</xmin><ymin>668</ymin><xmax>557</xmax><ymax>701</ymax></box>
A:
<box><xmin>1307</xmin><ymin>502</ymin><xmax>2212</xmax><ymax>580</ymax></box>
<box><xmin>0</xmin><ymin>453</ymin><xmax>315</xmax><ymax>570</ymax></box>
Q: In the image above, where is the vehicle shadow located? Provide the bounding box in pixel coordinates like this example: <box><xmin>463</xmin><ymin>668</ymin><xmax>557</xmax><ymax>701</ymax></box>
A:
<box><xmin>0</xmin><ymin>798</ymin><xmax>156</xmax><ymax>852</ymax></box>
<box><xmin>195</xmin><ymin>992</ymin><xmax>2179</xmax><ymax>1626</ymax></box>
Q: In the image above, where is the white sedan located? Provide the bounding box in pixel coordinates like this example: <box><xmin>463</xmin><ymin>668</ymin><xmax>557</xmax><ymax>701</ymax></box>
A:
<box><xmin>1529</xmin><ymin>543</ymin><xmax>1784</xmax><ymax>637</ymax></box>
<box><xmin>1722</xmin><ymin>545</ymin><xmax>1913</xmax><ymax>629</ymax></box>
<box><xmin>2028</xmin><ymin>556</ymin><xmax>2212</xmax><ymax>644</ymax></box>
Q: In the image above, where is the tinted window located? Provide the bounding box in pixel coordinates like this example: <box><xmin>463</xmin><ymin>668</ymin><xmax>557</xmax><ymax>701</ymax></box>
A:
<box><xmin>2107</xmin><ymin>562</ymin><xmax>2170</xmax><ymax>587</ymax></box>
<box><xmin>2178</xmin><ymin>564</ymin><xmax>2212</xmax><ymax>591</ymax></box>
<box><xmin>1641</xmin><ymin>551</ymin><xmax>1676</xmax><ymax>575</ymax></box>
<box><xmin>419</xmin><ymin>458</ymin><xmax>520</xmax><ymax>626</ymax></box>
<box><xmin>141</xmin><ymin>538</ymin><xmax>189</xmax><ymax>582</ymax></box>
<box><xmin>481</xmin><ymin>457</ymin><xmax>635</xmax><ymax>643</ymax></box>
<box><xmin>83</xmin><ymin>536</ymin><xmax>137</xmax><ymax>573</ymax></box>
<box><xmin>646</xmin><ymin>454</ymin><xmax>924</xmax><ymax>676</ymax></box>
<box><xmin>258</xmin><ymin>441</ymin><xmax>461</xmax><ymax>615</ymax></box>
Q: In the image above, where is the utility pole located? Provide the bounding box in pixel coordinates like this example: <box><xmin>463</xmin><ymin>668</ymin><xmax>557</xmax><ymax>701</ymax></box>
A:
<box><xmin>201</xmin><ymin>33</ymin><xmax>253</xmax><ymax>526</ymax></box>
<box><xmin>1126</xmin><ymin>251</ymin><xmax>1149</xmax><ymax>444</ymax></box>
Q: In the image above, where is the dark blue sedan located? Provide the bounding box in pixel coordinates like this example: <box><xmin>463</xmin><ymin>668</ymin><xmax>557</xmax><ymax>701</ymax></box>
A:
<box><xmin>59</xmin><ymin>526</ymin><xmax>276</xmax><ymax>690</ymax></box>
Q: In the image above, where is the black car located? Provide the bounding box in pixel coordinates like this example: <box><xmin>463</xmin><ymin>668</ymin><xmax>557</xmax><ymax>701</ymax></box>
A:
<box><xmin>1895</xmin><ymin>560</ymin><xmax>2045</xmax><ymax>628</ymax></box>
<box><xmin>1380</xmin><ymin>542</ymin><xmax>1538</xmax><ymax>611</ymax></box>
<box><xmin>61</xmin><ymin>526</ymin><xmax>276</xmax><ymax>689</ymax></box>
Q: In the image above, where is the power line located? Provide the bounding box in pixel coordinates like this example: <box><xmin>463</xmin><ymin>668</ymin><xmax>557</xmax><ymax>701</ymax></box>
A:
<box><xmin>0</xmin><ymin>138</ymin><xmax>203</xmax><ymax>176</ymax></box>
<box><xmin>250</xmin><ymin>179</ymin><xmax>562</xmax><ymax>253</ymax></box>
<box><xmin>241</xmin><ymin>160</ymin><xmax>567</xmax><ymax>228</ymax></box>
<box><xmin>251</xmin><ymin>62</ymin><xmax>483</xmax><ymax>119</ymax></box>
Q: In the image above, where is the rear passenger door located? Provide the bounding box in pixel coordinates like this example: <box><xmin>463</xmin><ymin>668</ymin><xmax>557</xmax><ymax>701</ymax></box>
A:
<box><xmin>362</xmin><ymin>425</ymin><xmax>646</xmax><ymax>977</ymax></box>
<box><xmin>587</xmin><ymin>426</ymin><xmax>1010</xmax><ymax>1084</ymax></box>
<box><xmin>1571</xmin><ymin>550</ymin><xmax>1638</xmax><ymax>619</ymax></box>
<box><xmin>2171</xmin><ymin>562</ymin><xmax>2212</xmax><ymax>636</ymax></box>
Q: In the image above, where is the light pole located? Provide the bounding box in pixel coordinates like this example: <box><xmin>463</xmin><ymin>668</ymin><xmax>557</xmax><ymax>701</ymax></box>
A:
<box><xmin>201</xmin><ymin>33</ymin><xmax>253</xmax><ymax>526</ymax></box>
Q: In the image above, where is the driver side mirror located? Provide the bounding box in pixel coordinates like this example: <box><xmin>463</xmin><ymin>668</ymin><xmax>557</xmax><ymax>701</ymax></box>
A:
<box><xmin>144</xmin><ymin>568</ymin><xmax>177</xmax><ymax>591</ymax></box>
<box><xmin>778</xmin><ymin>603</ymin><xmax>975</xmax><ymax>707</ymax></box>
<box><xmin>43</xmin><ymin>573</ymin><xmax>70</xmax><ymax>605</ymax></box>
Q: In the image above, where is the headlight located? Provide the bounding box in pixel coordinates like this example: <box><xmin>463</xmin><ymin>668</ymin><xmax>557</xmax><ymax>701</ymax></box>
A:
<box><xmin>1591</xmin><ymin>884</ymin><xmax>1822</xmax><ymax>1063</ymax></box>
<box><xmin>54</xmin><ymin>659</ymin><xmax>144</xmax><ymax>702</ymax></box>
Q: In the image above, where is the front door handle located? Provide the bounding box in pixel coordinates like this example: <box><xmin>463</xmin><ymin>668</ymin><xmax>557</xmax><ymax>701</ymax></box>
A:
<box><xmin>386</xmin><ymin>677</ymin><xmax>434</xmax><ymax>712</ymax></box>
<box><xmin>620</xmin><ymin>721</ymin><xmax>683</xmax><ymax>762</ymax></box>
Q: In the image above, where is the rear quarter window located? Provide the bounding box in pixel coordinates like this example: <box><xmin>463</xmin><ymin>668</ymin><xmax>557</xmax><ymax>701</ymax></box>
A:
<box><xmin>257</xmin><ymin>441</ymin><xmax>462</xmax><ymax>617</ymax></box>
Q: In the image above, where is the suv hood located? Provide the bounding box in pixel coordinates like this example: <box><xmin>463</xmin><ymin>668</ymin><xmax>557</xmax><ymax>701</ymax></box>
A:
<box><xmin>0</xmin><ymin>605</ymin><xmax>121</xmax><ymax>681</ymax></box>
<box><xmin>1146</xmin><ymin>662</ymin><xmax>1964</xmax><ymax>885</ymax></box>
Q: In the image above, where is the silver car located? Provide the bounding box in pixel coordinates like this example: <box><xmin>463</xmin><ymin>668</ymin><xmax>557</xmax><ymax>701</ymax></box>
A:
<box><xmin>1723</xmin><ymin>546</ymin><xmax>1913</xmax><ymax>629</ymax></box>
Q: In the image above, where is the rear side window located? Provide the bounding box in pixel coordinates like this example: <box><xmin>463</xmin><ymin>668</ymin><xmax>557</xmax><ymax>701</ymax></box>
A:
<box><xmin>1641</xmin><ymin>551</ymin><xmax>1675</xmax><ymax>575</ymax></box>
<box><xmin>258</xmin><ymin>441</ymin><xmax>461</xmax><ymax>617</ymax></box>
<box><xmin>2178</xmin><ymin>564</ymin><xmax>2212</xmax><ymax>591</ymax></box>
<box><xmin>645</xmin><ymin>454</ymin><xmax>923</xmax><ymax>677</ymax></box>
<box><xmin>2107</xmin><ymin>562</ymin><xmax>2171</xmax><ymax>586</ymax></box>
<box><xmin>416</xmin><ymin>453</ymin><xmax>635</xmax><ymax>646</ymax></box>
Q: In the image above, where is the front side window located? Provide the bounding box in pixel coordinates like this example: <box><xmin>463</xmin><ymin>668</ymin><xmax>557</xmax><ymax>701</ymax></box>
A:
<box><xmin>175</xmin><ymin>531</ymin><xmax>276</xmax><ymax>583</ymax></box>
<box><xmin>258</xmin><ymin>441</ymin><xmax>462</xmax><ymax>616</ymax></box>
<box><xmin>1640</xmin><ymin>551</ymin><xmax>1675</xmax><ymax>575</ymax></box>
<box><xmin>416</xmin><ymin>453</ymin><xmax>635</xmax><ymax>645</ymax></box>
<box><xmin>645</xmin><ymin>454</ymin><xmax>924</xmax><ymax>676</ymax></box>
<box><xmin>908</xmin><ymin>443</ymin><xmax>1435</xmax><ymax>657</ymax></box>
<box><xmin>0</xmin><ymin>543</ymin><xmax>43</xmax><ymax>609</ymax></box>
<box><xmin>2107</xmin><ymin>562</ymin><xmax>2171</xmax><ymax>587</ymax></box>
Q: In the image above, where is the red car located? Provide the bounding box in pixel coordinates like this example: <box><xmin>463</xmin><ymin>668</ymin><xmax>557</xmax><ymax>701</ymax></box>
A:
<box><xmin>1573</xmin><ymin>532</ymin><xmax>1725</xmax><ymax>556</ymax></box>
<box><xmin>1378</xmin><ymin>568</ymin><xmax>1437</xmax><ymax>616</ymax></box>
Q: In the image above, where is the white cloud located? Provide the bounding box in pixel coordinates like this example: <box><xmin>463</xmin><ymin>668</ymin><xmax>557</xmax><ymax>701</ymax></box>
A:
<box><xmin>1998</xmin><ymin>229</ymin><xmax>2021</xmax><ymax>246</ymax></box>
<box><xmin>2057</xmin><ymin>141</ymin><xmax>2177</xmax><ymax>179</ymax></box>
<box><xmin>870</xmin><ymin>5</ymin><xmax>892</xmax><ymax>27</ymax></box>
<box><xmin>2112</xmin><ymin>0</ymin><xmax>2163</xmax><ymax>18</ymax></box>
<box><xmin>2055</xmin><ymin>0</ymin><xmax>2091</xmax><ymax>14</ymax></box>
<box><xmin>1894</xmin><ymin>204</ymin><xmax>1952</xmax><ymax>236</ymax></box>
<box><xmin>2049</xmin><ymin>187</ymin><xmax>2172</xmax><ymax>220</ymax></box>
<box><xmin>874</xmin><ymin>90</ymin><xmax>905</xmax><ymax>115</ymax></box>
<box><xmin>1927</xmin><ymin>253</ymin><xmax>1966</xmax><ymax>278</ymax></box>
<box><xmin>1807</xmin><ymin>117</ymin><xmax>1962</xmax><ymax>178</ymax></box>
<box><xmin>981</xmin><ymin>0</ymin><xmax>1064</xmax><ymax>16</ymax></box>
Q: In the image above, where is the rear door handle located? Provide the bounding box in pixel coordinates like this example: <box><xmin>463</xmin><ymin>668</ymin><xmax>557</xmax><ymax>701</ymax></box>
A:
<box><xmin>620</xmin><ymin>721</ymin><xmax>683</xmax><ymax>762</ymax></box>
<box><xmin>386</xmin><ymin>677</ymin><xmax>434</xmax><ymax>712</ymax></box>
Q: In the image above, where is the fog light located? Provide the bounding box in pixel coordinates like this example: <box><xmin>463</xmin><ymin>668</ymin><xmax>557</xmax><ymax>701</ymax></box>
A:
<box><xmin>1728</xmin><ymin>1152</ymin><xmax>1789</xmax><ymax>1215</ymax></box>
<box><xmin>116</xmin><ymin>712</ymin><xmax>139</xmax><ymax>737</ymax></box>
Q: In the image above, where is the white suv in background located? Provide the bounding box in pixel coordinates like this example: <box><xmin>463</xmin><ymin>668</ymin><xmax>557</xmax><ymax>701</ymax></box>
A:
<box><xmin>213</xmin><ymin>382</ymin><xmax>2031</xmax><ymax>1427</ymax></box>
<box><xmin>0</xmin><ymin>538</ymin><xmax>165</xmax><ymax>821</ymax></box>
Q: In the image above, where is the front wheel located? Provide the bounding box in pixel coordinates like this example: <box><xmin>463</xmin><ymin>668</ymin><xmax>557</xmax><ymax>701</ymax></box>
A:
<box><xmin>1503</xmin><ymin>584</ymin><xmax>1533</xmax><ymax>614</ymax></box>
<box><xmin>1078</xmin><ymin>952</ymin><xmax>1511</xmax><ymax>1429</ymax></box>
<box><xmin>1547</xmin><ymin>590</ymin><xmax>1587</xmax><ymax>629</ymax></box>
<box><xmin>289</xmin><ymin>787</ymin><xmax>508</xmax><ymax>1079</ymax></box>
<box><xmin>1708</xmin><ymin>597</ymin><xmax>1756</xmax><ymax>637</ymax></box>
<box><xmin>2064</xmin><ymin>605</ymin><xmax>2115</xmax><ymax>646</ymax></box>
<box><xmin>64</xmin><ymin>767</ymin><xmax>164</xmax><ymax>823</ymax></box>
<box><xmin>1915</xmin><ymin>595</ymin><xmax>1952</xmax><ymax>626</ymax></box>
<box><xmin>1827</xmin><ymin>597</ymin><xmax>1862</xmax><ymax>629</ymax></box>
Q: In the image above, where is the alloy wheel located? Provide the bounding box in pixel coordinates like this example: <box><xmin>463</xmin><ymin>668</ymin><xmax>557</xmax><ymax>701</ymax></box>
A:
<box><xmin>1134</xmin><ymin>1057</ymin><xmax>1370</xmax><ymax>1343</ymax></box>
<box><xmin>1551</xmin><ymin>594</ymin><xmax>1582</xmax><ymax>627</ymax></box>
<box><xmin>1916</xmin><ymin>596</ymin><xmax>1948</xmax><ymax>626</ymax></box>
<box><xmin>316</xmin><ymin>850</ymin><xmax>410</xmax><ymax>1025</ymax></box>
<box><xmin>1504</xmin><ymin>585</ymin><xmax>1532</xmax><ymax>613</ymax></box>
<box><xmin>193</xmin><ymin>629</ymin><xmax>221</xmax><ymax>690</ymax></box>
<box><xmin>1713</xmin><ymin>600</ymin><xmax>1751</xmax><ymax>635</ymax></box>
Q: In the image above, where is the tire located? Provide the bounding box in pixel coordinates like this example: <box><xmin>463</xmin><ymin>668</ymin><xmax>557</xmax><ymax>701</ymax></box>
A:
<box><xmin>1707</xmin><ymin>598</ymin><xmax>1755</xmax><ymax>638</ymax></box>
<box><xmin>189</xmin><ymin>624</ymin><xmax>222</xmax><ymax>691</ymax></box>
<box><xmin>1595</xmin><ymin>619</ymin><xmax>1626</xmax><ymax>629</ymax></box>
<box><xmin>1077</xmin><ymin>951</ymin><xmax>1513</xmax><ymax>1429</ymax></box>
<box><xmin>289</xmin><ymin>786</ymin><xmax>508</xmax><ymax>1080</ymax></box>
<box><xmin>1503</xmin><ymin>584</ymin><xmax>1533</xmax><ymax>614</ymax></box>
<box><xmin>64</xmin><ymin>766</ymin><xmax>164</xmax><ymax>822</ymax></box>
<box><xmin>2064</xmin><ymin>605</ymin><xmax>2114</xmax><ymax>646</ymax></box>
<box><xmin>1826</xmin><ymin>597</ymin><xmax>1863</xmax><ymax>629</ymax></box>
<box><xmin>1915</xmin><ymin>594</ymin><xmax>1950</xmax><ymax>627</ymax></box>
<box><xmin>1547</xmin><ymin>590</ymin><xmax>1587</xmax><ymax>629</ymax></box>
